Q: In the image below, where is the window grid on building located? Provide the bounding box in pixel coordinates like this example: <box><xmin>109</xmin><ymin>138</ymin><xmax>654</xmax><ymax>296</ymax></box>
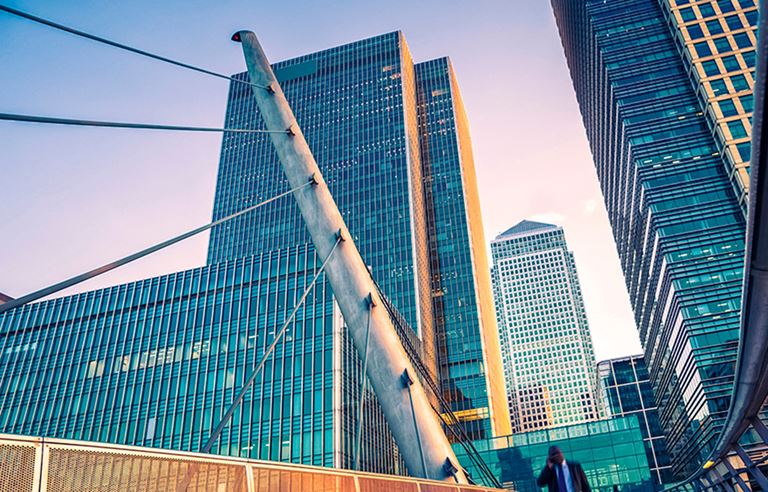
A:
<box><xmin>491</xmin><ymin>221</ymin><xmax>600</xmax><ymax>434</ymax></box>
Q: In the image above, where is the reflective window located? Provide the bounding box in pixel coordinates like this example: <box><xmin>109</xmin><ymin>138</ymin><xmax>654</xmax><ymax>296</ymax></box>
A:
<box><xmin>728</xmin><ymin>120</ymin><xmax>748</xmax><ymax>138</ymax></box>
<box><xmin>694</xmin><ymin>42</ymin><xmax>712</xmax><ymax>57</ymax></box>
<box><xmin>706</xmin><ymin>19</ymin><xmax>724</xmax><ymax>34</ymax></box>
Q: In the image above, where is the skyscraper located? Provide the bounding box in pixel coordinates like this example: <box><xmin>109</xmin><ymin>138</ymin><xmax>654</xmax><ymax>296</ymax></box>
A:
<box><xmin>0</xmin><ymin>30</ymin><xmax>509</xmax><ymax>474</ymax></box>
<box><xmin>0</xmin><ymin>246</ymin><xmax>404</xmax><ymax>473</ymax></box>
<box><xmin>661</xmin><ymin>1</ymin><xmax>758</xmax><ymax>212</ymax></box>
<box><xmin>415</xmin><ymin>58</ymin><xmax>508</xmax><ymax>439</ymax></box>
<box><xmin>551</xmin><ymin>0</ymin><xmax>756</xmax><ymax>476</ymax></box>
<box><xmin>209</xmin><ymin>31</ymin><xmax>509</xmax><ymax>439</ymax></box>
<box><xmin>491</xmin><ymin>220</ymin><xmax>600</xmax><ymax>433</ymax></box>
<box><xmin>598</xmin><ymin>355</ymin><xmax>672</xmax><ymax>485</ymax></box>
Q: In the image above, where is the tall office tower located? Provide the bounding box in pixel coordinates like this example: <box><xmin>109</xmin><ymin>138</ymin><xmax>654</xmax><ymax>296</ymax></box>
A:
<box><xmin>415</xmin><ymin>58</ymin><xmax>508</xmax><ymax>439</ymax></box>
<box><xmin>208</xmin><ymin>32</ymin><xmax>509</xmax><ymax>439</ymax></box>
<box><xmin>551</xmin><ymin>0</ymin><xmax>755</xmax><ymax>477</ymax></box>
<box><xmin>599</xmin><ymin>355</ymin><xmax>673</xmax><ymax>485</ymax></box>
<box><xmin>491</xmin><ymin>220</ymin><xmax>600</xmax><ymax>433</ymax></box>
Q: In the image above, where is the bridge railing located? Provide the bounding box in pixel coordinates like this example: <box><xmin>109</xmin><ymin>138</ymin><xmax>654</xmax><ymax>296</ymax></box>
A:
<box><xmin>0</xmin><ymin>433</ymin><xmax>501</xmax><ymax>492</ymax></box>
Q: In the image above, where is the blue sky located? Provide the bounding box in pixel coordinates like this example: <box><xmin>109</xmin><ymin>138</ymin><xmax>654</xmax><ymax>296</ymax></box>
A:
<box><xmin>0</xmin><ymin>0</ymin><xmax>642</xmax><ymax>360</ymax></box>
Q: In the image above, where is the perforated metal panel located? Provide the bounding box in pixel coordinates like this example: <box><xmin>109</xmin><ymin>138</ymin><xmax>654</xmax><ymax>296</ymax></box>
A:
<box><xmin>0</xmin><ymin>435</ymin><xmax>503</xmax><ymax>492</ymax></box>
<box><xmin>45</xmin><ymin>447</ymin><xmax>247</xmax><ymax>492</ymax></box>
<box><xmin>252</xmin><ymin>468</ymin><xmax>356</xmax><ymax>491</ymax></box>
<box><xmin>0</xmin><ymin>442</ymin><xmax>37</xmax><ymax>492</ymax></box>
<box><xmin>357</xmin><ymin>476</ymin><xmax>418</xmax><ymax>492</ymax></box>
<box><xmin>420</xmin><ymin>484</ymin><xmax>460</xmax><ymax>492</ymax></box>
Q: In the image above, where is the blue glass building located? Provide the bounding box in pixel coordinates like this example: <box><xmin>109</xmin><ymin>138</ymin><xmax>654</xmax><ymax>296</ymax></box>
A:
<box><xmin>551</xmin><ymin>0</ymin><xmax>756</xmax><ymax>477</ymax></box>
<box><xmin>453</xmin><ymin>416</ymin><xmax>653</xmax><ymax>492</ymax></box>
<box><xmin>599</xmin><ymin>355</ymin><xmax>673</xmax><ymax>485</ymax></box>
<box><xmin>207</xmin><ymin>33</ymin><xmax>431</xmax><ymax>347</ymax></box>
<box><xmin>208</xmin><ymin>32</ymin><xmax>509</xmax><ymax>440</ymax></box>
<box><xmin>0</xmin><ymin>245</ymin><xmax>403</xmax><ymax>472</ymax></box>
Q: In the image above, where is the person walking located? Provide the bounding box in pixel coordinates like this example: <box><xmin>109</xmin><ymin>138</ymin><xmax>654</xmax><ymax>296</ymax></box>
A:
<box><xmin>536</xmin><ymin>445</ymin><xmax>591</xmax><ymax>492</ymax></box>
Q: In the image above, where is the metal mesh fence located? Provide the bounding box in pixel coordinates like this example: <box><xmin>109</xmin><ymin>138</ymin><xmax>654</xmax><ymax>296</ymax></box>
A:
<box><xmin>0</xmin><ymin>440</ymin><xmax>37</xmax><ymax>492</ymax></box>
<box><xmin>0</xmin><ymin>434</ymin><xmax>499</xmax><ymax>492</ymax></box>
<box><xmin>46</xmin><ymin>447</ymin><xmax>247</xmax><ymax>492</ymax></box>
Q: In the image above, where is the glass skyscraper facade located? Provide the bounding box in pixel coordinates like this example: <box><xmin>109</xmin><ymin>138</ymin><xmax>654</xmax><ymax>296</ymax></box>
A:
<box><xmin>415</xmin><ymin>58</ymin><xmax>508</xmax><ymax>437</ymax></box>
<box><xmin>209</xmin><ymin>31</ymin><xmax>509</xmax><ymax>440</ymax></box>
<box><xmin>551</xmin><ymin>0</ymin><xmax>754</xmax><ymax>477</ymax></box>
<box><xmin>208</xmin><ymin>32</ymin><xmax>431</xmax><ymax>349</ymax></box>
<box><xmin>491</xmin><ymin>220</ymin><xmax>600</xmax><ymax>433</ymax></box>
<box><xmin>660</xmin><ymin>0</ymin><xmax>758</xmax><ymax>212</ymax></box>
<box><xmin>598</xmin><ymin>355</ymin><xmax>673</xmax><ymax>485</ymax></box>
<box><xmin>453</xmin><ymin>416</ymin><xmax>653</xmax><ymax>492</ymax></box>
<box><xmin>0</xmin><ymin>30</ymin><xmax>509</xmax><ymax>476</ymax></box>
<box><xmin>0</xmin><ymin>245</ymin><xmax>401</xmax><ymax>473</ymax></box>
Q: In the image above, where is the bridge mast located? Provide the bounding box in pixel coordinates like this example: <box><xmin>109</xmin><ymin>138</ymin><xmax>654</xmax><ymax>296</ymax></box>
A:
<box><xmin>232</xmin><ymin>30</ymin><xmax>468</xmax><ymax>484</ymax></box>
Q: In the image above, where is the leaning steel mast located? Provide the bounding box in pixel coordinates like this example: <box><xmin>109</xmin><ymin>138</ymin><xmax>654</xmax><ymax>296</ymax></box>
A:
<box><xmin>232</xmin><ymin>30</ymin><xmax>468</xmax><ymax>484</ymax></box>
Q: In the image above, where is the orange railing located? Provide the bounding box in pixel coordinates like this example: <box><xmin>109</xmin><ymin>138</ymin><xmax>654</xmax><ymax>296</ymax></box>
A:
<box><xmin>0</xmin><ymin>434</ymin><xmax>501</xmax><ymax>492</ymax></box>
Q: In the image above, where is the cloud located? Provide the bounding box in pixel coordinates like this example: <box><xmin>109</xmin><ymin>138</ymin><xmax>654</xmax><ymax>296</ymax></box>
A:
<box><xmin>582</xmin><ymin>198</ymin><xmax>599</xmax><ymax>215</ymax></box>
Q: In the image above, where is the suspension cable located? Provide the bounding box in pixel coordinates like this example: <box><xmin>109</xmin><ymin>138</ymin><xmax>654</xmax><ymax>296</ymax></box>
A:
<box><xmin>353</xmin><ymin>304</ymin><xmax>373</xmax><ymax>470</ymax></box>
<box><xmin>0</xmin><ymin>113</ymin><xmax>287</xmax><ymax>134</ymax></box>
<box><xmin>199</xmin><ymin>236</ymin><xmax>342</xmax><ymax>454</ymax></box>
<box><xmin>0</xmin><ymin>4</ymin><xmax>268</xmax><ymax>90</ymax></box>
<box><xmin>0</xmin><ymin>180</ymin><xmax>313</xmax><ymax>315</ymax></box>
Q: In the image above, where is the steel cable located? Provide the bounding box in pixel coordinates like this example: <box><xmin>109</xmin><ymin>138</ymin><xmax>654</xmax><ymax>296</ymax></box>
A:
<box><xmin>0</xmin><ymin>180</ymin><xmax>313</xmax><ymax>315</ymax></box>
<box><xmin>0</xmin><ymin>4</ymin><xmax>268</xmax><ymax>90</ymax></box>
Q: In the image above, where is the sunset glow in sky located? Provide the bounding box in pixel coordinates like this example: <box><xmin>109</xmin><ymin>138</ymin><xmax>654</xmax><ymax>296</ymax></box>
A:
<box><xmin>0</xmin><ymin>0</ymin><xmax>642</xmax><ymax>360</ymax></box>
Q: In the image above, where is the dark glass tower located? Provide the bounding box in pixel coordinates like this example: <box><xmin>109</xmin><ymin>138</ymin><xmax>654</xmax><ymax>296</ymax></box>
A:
<box><xmin>415</xmin><ymin>58</ymin><xmax>508</xmax><ymax>439</ymax></box>
<box><xmin>207</xmin><ymin>33</ymin><xmax>430</xmax><ymax>346</ymax></box>
<box><xmin>599</xmin><ymin>355</ymin><xmax>673</xmax><ymax>485</ymax></box>
<box><xmin>208</xmin><ymin>32</ymin><xmax>510</xmax><ymax>439</ymax></box>
<box><xmin>551</xmin><ymin>0</ymin><xmax>756</xmax><ymax>477</ymax></box>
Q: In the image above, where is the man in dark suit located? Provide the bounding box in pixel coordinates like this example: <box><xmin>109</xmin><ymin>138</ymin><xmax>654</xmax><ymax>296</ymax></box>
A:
<box><xmin>536</xmin><ymin>445</ymin><xmax>592</xmax><ymax>492</ymax></box>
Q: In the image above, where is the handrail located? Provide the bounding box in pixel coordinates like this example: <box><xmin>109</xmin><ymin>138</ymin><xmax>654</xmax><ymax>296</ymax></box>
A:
<box><xmin>0</xmin><ymin>433</ymin><xmax>502</xmax><ymax>491</ymax></box>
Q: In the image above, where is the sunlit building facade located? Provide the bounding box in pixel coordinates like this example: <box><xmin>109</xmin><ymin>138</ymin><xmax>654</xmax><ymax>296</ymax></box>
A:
<box><xmin>599</xmin><ymin>355</ymin><xmax>673</xmax><ymax>485</ymax></box>
<box><xmin>491</xmin><ymin>221</ymin><xmax>600</xmax><ymax>433</ymax></box>
<box><xmin>551</xmin><ymin>0</ymin><xmax>753</xmax><ymax>476</ymax></box>
<box><xmin>415</xmin><ymin>58</ymin><xmax>509</xmax><ymax>439</ymax></box>
<box><xmin>209</xmin><ymin>32</ymin><xmax>509</xmax><ymax>439</ymax></box>
<box><xmin>661</xmin><ymin>0</ymin><xmax>758</xmax><ymax>212</ymax></box>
